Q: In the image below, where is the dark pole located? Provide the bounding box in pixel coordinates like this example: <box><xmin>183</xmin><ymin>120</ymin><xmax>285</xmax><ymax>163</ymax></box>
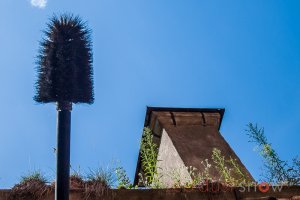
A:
<box><xmin>55</xmin><ymin>102</ymin><xmax>72</xmax><ymax>200</ymax></box>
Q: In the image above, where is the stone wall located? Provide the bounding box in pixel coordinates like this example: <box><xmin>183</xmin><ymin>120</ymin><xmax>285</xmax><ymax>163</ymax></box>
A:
<box><xmin>0</xmin><ymin>187</ymin><xmax>299</xmax><ymax>200</ymax></box>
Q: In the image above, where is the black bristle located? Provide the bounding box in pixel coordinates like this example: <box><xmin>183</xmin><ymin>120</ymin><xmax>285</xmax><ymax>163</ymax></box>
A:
<box><xmin>34</xmin><ymin>14</ymin><xmax>94</xmax><ymax>104</ymax></box>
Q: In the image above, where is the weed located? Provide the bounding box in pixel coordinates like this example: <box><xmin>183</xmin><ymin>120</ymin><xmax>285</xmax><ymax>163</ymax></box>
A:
<box><xmin>138</xmin><ymin>127</ymin><xmax>163</xmax><ymax>188</ymax></box>
<box><xmin>86</xmin><ymin>167</ymin><xmax>115</xmax><ymax>187</ymax></box>
<box><xmin>212</xmin><ymin>148</ymin><xmax>234</xmax><ymax>184</ymax></box>
<box><xmin>115</xmin><ymin>166</ymin><xmax>134</xmax><ymax>189</ymax></box>
<box><xmin>212</xmin><ymin>148</ymin><xmax>251</xmax><ymax>186</ymax></box>
<box><xmin>84</xmin><ymin>167</ymin><xmax>115</xmax><ymax>199</ymax></box>
<box><xmin>20</xmin><ymin>170</ymin><xmax>48</xmax><ymax>185</ymax></box>
<box><xmin>9</xmin><ymin>170</ymin><xmax>51</xmax><ymax>200</ymax></box>
<box><xmin>246</xmin><ymin>123</ymin><xmax>300</xmax><ymax>185</ymax></box>
<box><xmin>199</xmin><ymin>159</ymin><xmax>213</xmax><ymax>182</ymax></box>
<box><xmin>167</xmin><ymin>164</ymin><xmax>212</xmax><ymax>188</ymax></box>
<box><xmin>70</xmin><ymin>167</ymin><xmax>85</xmax><ymax>189</ymax></box>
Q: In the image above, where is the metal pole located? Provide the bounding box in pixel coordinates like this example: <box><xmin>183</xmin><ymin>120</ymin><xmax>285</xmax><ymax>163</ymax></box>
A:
<box><xmin>55</xmin><ymin>102</ymin><xmax>72</xmax><ymax>200</ymax></box>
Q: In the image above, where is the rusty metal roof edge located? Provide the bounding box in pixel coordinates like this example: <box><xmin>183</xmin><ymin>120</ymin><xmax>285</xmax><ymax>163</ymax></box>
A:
<box><xmin>144</xmin><ymin>106</ymin><xmax>225</xmax><ymax>130</ymax></box>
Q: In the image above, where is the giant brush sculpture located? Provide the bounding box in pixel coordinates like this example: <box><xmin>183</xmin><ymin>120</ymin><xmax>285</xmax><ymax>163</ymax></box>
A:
<box><xmin>34</xmin><ymin>14</ymin><xmax>93</xmax><ymax>200</ymax></box>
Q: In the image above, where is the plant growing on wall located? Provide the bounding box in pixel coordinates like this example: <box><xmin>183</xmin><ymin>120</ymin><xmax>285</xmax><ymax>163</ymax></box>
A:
<box><xmin>246</xmin><ymin>123</ymin><xmax>300</xmax><ymax>185</ymax></box>
<box><xmin>84</xmin><ymin>167</ymin><xmax>115</xmax><ymax>199</ymax></box>
<box><xmin>169</xmin><ymin>166</ymin><xmax>201</xmax><ymax>188</ymax></box>
<box><xmin>138</xmin><ymin>127</ymin><xmax>163</xmax><ymax>188</ymax></box>
<box><xmin>115</xmin><ymin>166</ymin><xmax>134</xmax><ymax>189</ymax></box>
<box><xmin>199</xmin><ymin>159</ymin><xmax>213</xmax><ymax>181</ymax></box>
<box><xmin>212</xmin><ymin>148</ymin><xmax>251</xmax><ymax>186</ymax></box>
<box><xmin>9</xmin><ymin>170</ymin><xmax>52</xmax><ymax>200</ymax></box>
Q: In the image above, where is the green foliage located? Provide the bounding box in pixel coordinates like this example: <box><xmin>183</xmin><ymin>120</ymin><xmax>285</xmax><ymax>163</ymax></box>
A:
<box><xmin>170</xmin><ymin>160</ymin><xmax>212</xmax><ymax>188</ymax></box>
<box><xmin>70</xmin><ymin>165</ymin><xmax>83</xmax><ymax>179</ymax></box>
<box><xmin>212</xmin><ymin>148</ymin><xmax>234</xmax><ymax>184</ymax></box>
<box><xmin>185</xmin><ymin>166</ymin><xmax>202</xmax><ymax>188</ymax></box>
<box><xmin>246</xmin><ymin>123</ymin><xmax>300</xmax><ymax>185</ymax></box>
<box><xmin>168</xmin><ymin>150</ymin><xmax>250</xmax><ymax>188</ymax></box>
<box><xmin>20</xmin><ymin>170</ymin><xmax>48</xmax><ymax>184</ymax></box>
<box><xmin>69</xmin><ymin>166</ymin><xmax>85</xmax><ymax>189</ymax></box>
<box><xmin>9</xmin><ymin>170</ymin><xmax>51</xmax><ymax>200</ymax></box>
<box><xmin>199</xmin><ymin>159</ymin><xmax>212</xmax><ymax>181</ymax></box>
<box><xmin>170</xmin><ymin>166</ymin><xmax>201</xmax><ymax>188</ymax></box>
<box><xmin>290</xmin><ymin>157</ymin><xmax>300</xmax><ymax>184</ymax></box>
<box><xmin>212</xmin><ymin>148</ymin><xmax>251</xmax><ymax>186</ymax></box>
<box><xmin>115</xmin><ymin>166</ymin><xmax>135</xmax><ymax>189</ymax></box>
<box><xmin>138</xmin><ymin>127</ymin><xmax>163</xmax><ymax>188</ymax></box>
<box><xmin>228</xmin><ymin>156</ymin><xmax>249</xmax><ymax>184</ymax></box>
<box><xmin>86</xmin><ymin>167</ymin><xmax>115</xmax><ymax>188</ymax></box>
<box><xmin>84</xmin><ymin>167</ymin><xmax>115</xmax><ymax>199</ymax></box>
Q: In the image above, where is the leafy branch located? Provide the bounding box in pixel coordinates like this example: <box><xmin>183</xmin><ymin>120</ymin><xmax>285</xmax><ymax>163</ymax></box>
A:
<box><xmin>246</xmin><ymin>123</ymin><xmax>300</xmax><ymax>185</ymax></box>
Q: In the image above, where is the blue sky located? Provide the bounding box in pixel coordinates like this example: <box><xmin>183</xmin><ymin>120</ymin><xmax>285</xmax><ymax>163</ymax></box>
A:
<box><xmin>0</xmin><ymin>0</ymin><xmax>299</xmax><ymax>188</ymax></box>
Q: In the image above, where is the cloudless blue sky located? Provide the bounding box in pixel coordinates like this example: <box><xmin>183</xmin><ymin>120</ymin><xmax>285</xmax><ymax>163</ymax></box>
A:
<box><xmin>0</xmin><ymin>0</ymin><xmax>299</xmax><ymax>188</ymax></box>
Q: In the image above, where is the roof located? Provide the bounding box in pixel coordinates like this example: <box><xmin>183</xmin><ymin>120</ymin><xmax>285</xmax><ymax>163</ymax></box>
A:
<box><xmin>144</xmin><ymin>107</ymin><xmax>225</xmax><ymax>130</ymax></box>
<box><xmin>134</xmin><ymin>107</ymin><xmax>230</xmax><ymax>184</ymax></box>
